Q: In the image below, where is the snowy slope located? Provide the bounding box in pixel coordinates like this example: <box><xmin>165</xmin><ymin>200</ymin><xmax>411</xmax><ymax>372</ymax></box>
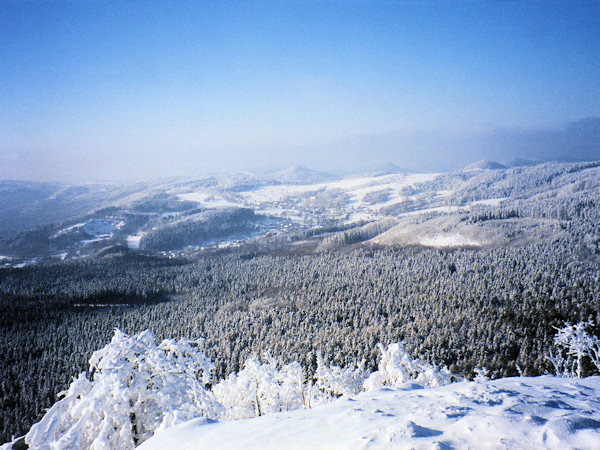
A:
<box><xmin>178</xmin><ymin>172</ymin><xmax>443</xmax><ymax>224</ymax></box>
<box><xmin>3</xmin><ymin>161</ymin><xmax>600</xmax><ymax>261</ymax></box>
<box><xmin>141</xmin><ymin>376</ymin><xmax>600</xmax><ymax>449</ymax></box>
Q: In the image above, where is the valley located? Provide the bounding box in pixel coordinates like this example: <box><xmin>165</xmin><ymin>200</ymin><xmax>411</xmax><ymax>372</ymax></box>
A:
<box><xmin>2</xmin><ymin>161</ymin><xmax>599</xmax><ymax>265</ymax></box>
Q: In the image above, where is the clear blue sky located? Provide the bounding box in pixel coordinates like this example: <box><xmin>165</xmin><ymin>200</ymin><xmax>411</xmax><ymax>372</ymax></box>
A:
<box><xmin>1</xmin><ymin>0</ymin><xmax>599</xmax><ymax>181</ymax></box>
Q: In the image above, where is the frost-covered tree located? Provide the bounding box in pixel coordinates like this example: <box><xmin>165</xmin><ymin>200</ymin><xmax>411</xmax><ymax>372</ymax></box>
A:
<box><xmin>589</xmin><ymin>339</ymin><xmax>600</xmax><ymax>373</ymax></box>
<box><xmin>473</xmin><ymin>367</ymin><xmax>490</xmax><ymax>382</ymax></box>
<box><xmin>363</xmin><ymin>343</ymin><xmax>458</xmax><ymax>390</ymax></box>
<box><xmin>25</xmin><ymin>329</ymin><xmax>221</xmax><ymax>449</ymax></box>
<box><xmin>20</xmin><ymin>332</ymin><xmax>468</xmax><ymax>447</ymax></box>
<box><xmin>546</xmin><ymin>348</ymin><xmax>571</xmax><ymax>378</ymax></box>
<box><xmin>313</xmin><ymin>352</ymin><xmax>368</xmax><ymax>399</ymax></box>
<box><xmin>213</xmin><ymin>352</ymin><xmax>305</xmax><ymax>420</ymax></box>
<box><xmin>550</xmin><ymin>321</ymin><xmax>600</xmax><ymax>378</ymax></box>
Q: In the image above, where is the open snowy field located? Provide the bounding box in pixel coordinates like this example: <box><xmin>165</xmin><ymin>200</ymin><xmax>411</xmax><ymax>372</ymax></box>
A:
<box><xmin>142</xmin><ymin>376</ymin><xmax>600</xmax><ymax>449</ymax></box>
<box><xmin>177</xmin><ymin>172</ymin><xmax>446</xmax><ymax>225</ymax></box>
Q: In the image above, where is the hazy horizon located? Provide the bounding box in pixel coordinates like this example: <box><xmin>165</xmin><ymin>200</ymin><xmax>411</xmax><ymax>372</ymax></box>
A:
<box><xmin>1</xmin><ymin>1</ymin><xmax>598</xmax><ymax>183</ymax></box>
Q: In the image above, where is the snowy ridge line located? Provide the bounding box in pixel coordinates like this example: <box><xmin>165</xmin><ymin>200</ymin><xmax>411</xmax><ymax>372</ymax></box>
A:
<box><xmin>4</xmin><ymin>160</ymin><xmax>600</xmax><ymax>264</ymax></box>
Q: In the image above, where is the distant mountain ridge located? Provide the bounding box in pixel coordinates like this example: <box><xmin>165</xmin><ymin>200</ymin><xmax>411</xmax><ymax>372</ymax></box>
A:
<box><xmin>368</xmin><ymin>162</ymin><xmax>414</xmax><ymax>176</ymax></box>
<box><xmin>266</xmin><ymin>165</ymin><xmax>334</xmax><ymax>184</ymax></box>
<box><xmin>2</xmin><ymin>159</ymin><xmax>600</xmax><ymax>265</ymax></box>
<box><xmin>464</xmin><ymin>160</ymin><xmax>507</xmax><ymax>171</ymax></box>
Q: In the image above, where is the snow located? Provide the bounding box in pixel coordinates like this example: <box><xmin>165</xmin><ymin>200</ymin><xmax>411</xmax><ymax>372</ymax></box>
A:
<box><xmin>469</xmin><ymin>197</ymin><xmax>508</xmax><ymax>207</ymax></box>
<box><xmin>238</xmin><ymin>183</ymin><xmax>325</xmax><ymax>204</ymax></box>
<box><xmin>419</xmin><ymin>234</ymin><xmax>482</xmax><ymax>248</ymax></box>
<box><xmin>22</xmin><ymin>330</ymin><xmax>219</xmax><ymax>450</ymax></box>
<box><xmin>238</xmin><ymin>173</ymin><xmax>442</xmax><ymax>224</ymax></box>
<box><xmin>170</xmin><ymin>173</ymin><xmax>455</xmax><ymax>228</ymax></box>
<box><xmin>54</xmin><ymin>222</ymin><xmax>87</xmax><ymax>235</ymax></box>
<box><xmin>241</xmin><ymin>173</ymin><xmax>439</xmax><ymax>206</ymax></box>
<box><xmin>53</xmin><ymin>219</ymin><xmax>124</xmax><ymax>238</ymax></box>
<box><xmin>13</xmin><ymin>330</ymin><xmax>600</xmax><ymax>449</ymax></box>
<box><xmin>347</xmin><ymin>212</ymin><xmax>377</xmax><ymax>223</ymax></box>
<box><xmin>141</xmin><ymin>376</ymin><xmax>600</xmax><ymax>449</ymax></box>
<box><xmin>79</xmin><ymin>237</ymin><xmax>107</xmax><ymax>246</ymax></box>
<box><xmin>178</xmin><ymin>174</ymin><xmax>441</xmax><ymax>219</ymax></box>
<box><xmin>177</xmin><ymin>192</ymin><xmax>241</xmax><ymax>208</ymax></box>
<box><xmin>394</xmin><ymin>198</ymin><xmax>507</xmax><ymax>219</ymax></box>
<box><xmin>127</xmin><ymin>234</ymin><xmax>144</xmax><ymax>250</ymax></box>
<box><xmin>400</xmin><ymin>205</ymin><xmax>464</xmax><ymax>217</ymax></box>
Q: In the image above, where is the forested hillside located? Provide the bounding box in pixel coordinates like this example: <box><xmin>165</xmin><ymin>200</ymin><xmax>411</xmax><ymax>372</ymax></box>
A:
<box><xmin>2</xmin><ymin>161</ymin><xmax>600</xmax><ymax>443</ymax></box>
<box><xmin>2</xmin><ymin>161</ymin><xmax>599</xmax><ymax>264</ymax></box>
<box><xmin>2</xmin><ymin>221</ymin><xmax>600</xmax><ymax>441</ymax></box>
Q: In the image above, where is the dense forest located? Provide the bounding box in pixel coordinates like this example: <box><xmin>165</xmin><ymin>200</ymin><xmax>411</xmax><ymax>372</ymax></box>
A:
<box><xmin>2</xmin><ymin>208</ymin><xmax>600</xmax><ymax>442</ymax></box>
<box><xmin>2</xmin><ymin>162</ymin><xmax>600</xmax><ymax>442</ymax></box>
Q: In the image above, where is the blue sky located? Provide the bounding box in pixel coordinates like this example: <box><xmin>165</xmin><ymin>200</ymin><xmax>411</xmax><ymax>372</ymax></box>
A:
<box><xmin>1</xmin><ymin>1</ymin><xmax>599</xmax><ymax>181</ymax></box>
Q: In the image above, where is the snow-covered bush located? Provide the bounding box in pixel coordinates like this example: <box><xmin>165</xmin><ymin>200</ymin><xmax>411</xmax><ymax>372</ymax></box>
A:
<box><xmin>546</xmin><ymin>348</ymin><xmax>571</xmax><ymax>378</ymax></box>
<box><xmin>363</xmin><ymin>343</ymin><xmax>458</xmax><ymax>390</ymax></box>
<box><xmin>23</xmin><ymin>334</ymin><xmax>464</xmax><ymax>447</ymax></box>
<box><xmin>589</xmin><ymin>340</ymin><xmax>600</xmax><ymax>373</ymax></box>
<box><xmin>213</xmin><ymin>352</ymin><xmax>305</xmax><ymax>419</ymax></box>
<box><xmin>25</xmin><ymin>329</ymin><xmax>221</xmax><ymax>449</ymax></box>
<box><xmin>313</xmin><ymin>352</ymin><xmax>368</xmax><ymax>400</ymax></box>
<box><xmin>548</xmin><ymin>321</ymin><xmax>600</xmax><ymax>377</ymax></box>
<box><xmin>473</xmin><ymin>367</ymin><xmax>489</xmax><ymax>382</ymax></box>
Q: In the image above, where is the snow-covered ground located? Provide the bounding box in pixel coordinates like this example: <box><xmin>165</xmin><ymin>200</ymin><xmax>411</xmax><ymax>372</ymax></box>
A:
<box><xmin>142</xmin><ymin>376</ymin><xmax>600</xmax><ymax>449</ymax></box>
<box><xmin>126</xmin><ymin>234</ymin><xmax>144</xmax><ymax>250</ymax></box>
<box><xmin>177</xmin><ymin>192</ymin><xmax>241</xmax><ymax>208</ymax></box>
<box><xmin>83</xmin><ymin>219</ymin><xmax>124</xmax><ymax>236</ymax></box>
<box><xmin>419</xmin><ymin>233</ymin><xmax>483</xmax><ymax>248</ymax></box>
<box><xmin>178</xmin><ymin>173</ymin><xmax>443</xmax><ymax>225</ymax></box>
<box><xmin>240</xmin><ymin>173</ymin><xmax>440</xmax><ymax>210</ymax></box>
<box><xmin>53</xmin><ymin>219</ymin><xmax>124</xmax><ymax>238</ymax></box>
<box><xmin>469</xmin><ymin>197</ymin><xmax>508</xmax><ymax>207</ymax></box>
<box><xmin>11</xmin><ymin>327</ymin><xmax>600</xmax><ymax>449</ymax></box>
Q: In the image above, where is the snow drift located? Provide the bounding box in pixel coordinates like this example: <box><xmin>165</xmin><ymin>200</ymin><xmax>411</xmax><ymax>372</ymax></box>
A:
<box><xmin>141</xmin><ymin>375</ymin><xmax>600</xmax><ymax>449</ymax></box>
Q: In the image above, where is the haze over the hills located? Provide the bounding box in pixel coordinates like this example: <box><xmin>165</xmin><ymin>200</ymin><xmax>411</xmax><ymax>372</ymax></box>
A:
<box><xmin>1</xmin><ymin>1</ymin><xmax>599</xmax><ymax>182</ymax></box>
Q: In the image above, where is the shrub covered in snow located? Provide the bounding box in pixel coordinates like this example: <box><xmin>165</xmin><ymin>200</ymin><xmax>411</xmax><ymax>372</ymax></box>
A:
<box><xmin>25</xmin><ymin>329</ymin><xmax>221</xmax><ymax>449</ymax></box>
<box><xmin>548</xmin><ymin>321</ymin><xmax>600</xmax><ymax>377</ymax></box>
<box><xmin>363</xmin><ymin>343</ymin><xmax>459</xmax><ymax>390</ymax></box>
<box><xmin>313</xmin><ymin>352</ymin><xmax>368</xmax><ymax>399</ymax></box>
<box><xmin>213</xmin><ymin>352</ymin><xmax>305</xmax><ymax>419</ymax></box>
<box><xmin>22</xmin><ymin>332</ymin><xmax>464</xmax><ymax>448</ymax></box>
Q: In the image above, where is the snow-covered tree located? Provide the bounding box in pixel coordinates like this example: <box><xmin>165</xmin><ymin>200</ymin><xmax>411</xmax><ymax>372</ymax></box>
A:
<box><xmin>546</xmin><ymin>348</ymin><xmax>572</xmax><ymax>378</ymax></box>
<box><xmin>554</xmin><ymin>322</ymin><xmax>593</xmax><ymax>378</ymax></box>
<box><xmin>22</xmin><ymin>334</ymin><xmax>465</xmax><ymax>447</ymax></box>
<box><xmin>213</xmin><ymin>352</ymin><xmax>305</xmax><ymax>420</ymax></box>
<box><xmin>313</xmin><ymin>352</ymin><xmax>368</xmax><ymax>400</ymax></box>
<box><xmin>363</xmin><ymin>343</ymin><xmax>458</xmax><ymax>390</ymax></box>
<box><xmin>25</xmin><ymin>329</ymin><xmax>221</xmax><ymax>449</ymax></box>
<box><xmin>550</xmin><ymin>321</ymin><xmax>600</xmax><ymax>378</ymax></box>
<box><xmin>589</xmin><ymin>338</ymin><xmax>600</xmax><ymax>373</ymax></box>
<box><xmin>473</xmin><ymin>367</ymin><xmax>489</xmax><ymax>382</ymax></box>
